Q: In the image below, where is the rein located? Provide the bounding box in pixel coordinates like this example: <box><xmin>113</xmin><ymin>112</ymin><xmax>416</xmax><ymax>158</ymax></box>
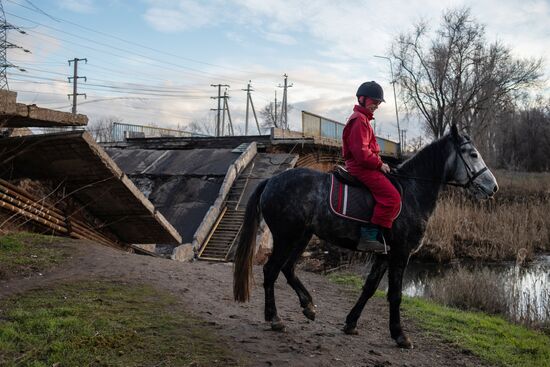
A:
<box><xmin>388</xmin><ymin>139</ymin><xmax>488</xmax><ymax>189</ymax></box>
<box><xmin>387</xmin><ymin>171</ymin><xmax>467</xmax><ymax>187</ymax></box>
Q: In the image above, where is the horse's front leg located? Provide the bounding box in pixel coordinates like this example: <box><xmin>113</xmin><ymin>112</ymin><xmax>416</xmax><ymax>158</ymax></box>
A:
<box><xmin>387</xmin><ymin>255</ymin><xmax>413</xmax><ymax>348</ymax></box>
<box><xmin>343</xmin><ymin>255</ymin><xmax>388</xmax><ymax>334</ymax></box>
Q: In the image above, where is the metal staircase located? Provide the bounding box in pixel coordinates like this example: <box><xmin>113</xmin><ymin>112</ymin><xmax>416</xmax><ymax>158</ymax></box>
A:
<box><xmin>198</xmin><ymin>162</ymin><xmax>254</xmax><ymax>261</ymax></box>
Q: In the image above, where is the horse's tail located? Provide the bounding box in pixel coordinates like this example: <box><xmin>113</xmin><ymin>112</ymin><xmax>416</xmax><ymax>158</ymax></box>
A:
<box><xmin>233</xmin><ymin>179</ymin><xmax>269</xmax><ymax>302</ymax></box>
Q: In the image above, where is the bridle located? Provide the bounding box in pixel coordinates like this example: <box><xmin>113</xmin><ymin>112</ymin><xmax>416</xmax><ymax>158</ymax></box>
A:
<box><xmin>450</xmin><ymin>139</ymin><xmax>488</xmax><ymax>189</ymax></box>
<box><xmin>388</xmin><ymin>138</ymin><xmax>488</xmax><ymax>189</ymax></box>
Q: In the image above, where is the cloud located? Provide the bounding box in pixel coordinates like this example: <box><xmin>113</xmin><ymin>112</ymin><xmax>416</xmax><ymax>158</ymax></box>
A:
<box><xmin>57</xmin><ymin>0</ymin><xmax>96</xmax><ymax>13</ymax></box>
<box><xmin>263</xmin><ymin>31</ymin><xmax>297</xmax><ymax>45</ymax></box>
<box><xmin>232</xmin><ymin>0</ymin><xmax>549</xmax><ymax>64</ymax></box>
<box><xmin>143</xmin><ymin>1</ymin><xmax>216</xmax><ymax>32</ymax></box>
<box><xmin>225</xmin><ymin>31</ymin><xmax>247</xmax><ymax>46</ymax></box>
<box><xmin>11</xmin><ymin>0</ymin><xmax>547</xmax><ymax>143</ymax></box>
<box><xmin>8</xmin><ymin>26</ymin><xmax>63</xmax><ymax>62</ymax></box>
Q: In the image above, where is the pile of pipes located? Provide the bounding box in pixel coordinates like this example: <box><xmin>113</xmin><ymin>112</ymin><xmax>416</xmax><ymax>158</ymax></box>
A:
<box><xmin>0</xmin><ymin>178</ymin><xmax>122</xmax><ymax>249</ymax></box>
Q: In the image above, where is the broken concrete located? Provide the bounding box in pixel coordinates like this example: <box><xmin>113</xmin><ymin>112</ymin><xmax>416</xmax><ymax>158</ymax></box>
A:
<box><xmin>106</xmin><ymin>146</ymin><xmax>245</xmax><ymax>244</ymax></box>
<box><xmin>0</xmin><ymin>90</ymin><xmax>87</xmax><ymax>127</ymax></box>
<box><xmin>171</xmin><ymin>243</ymin><xmax>195</xmax><ymax>262</ymax></box>
<box><xmin>191</xmin><ymin>142</ymin><xmax>257</xmax><ymax>252</ymax></box>
<box><xmin>0</xmin><ymin>131</ymin><xmax>181</xmax><ymax>244</ymax></box>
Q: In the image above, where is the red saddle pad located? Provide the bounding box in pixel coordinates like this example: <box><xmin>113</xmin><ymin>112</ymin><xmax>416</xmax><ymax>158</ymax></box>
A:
<box><xmin>329</xmin><ymin>174</ymin><xmax>375</xmax><ymax>223</ymax></box>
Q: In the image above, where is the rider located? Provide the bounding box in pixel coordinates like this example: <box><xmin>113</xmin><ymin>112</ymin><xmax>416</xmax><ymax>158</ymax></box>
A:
<box><xmin>342</xmin><ymin>81</ymin><xmax>401</xmax><ymax>252</ymax></box>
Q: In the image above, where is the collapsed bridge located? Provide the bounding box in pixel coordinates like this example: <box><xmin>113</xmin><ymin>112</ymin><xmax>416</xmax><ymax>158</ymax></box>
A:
<box><xmin>0</xmin><ymin>90</ymin><xmax>400</xmax><ymax>262</ymax></box>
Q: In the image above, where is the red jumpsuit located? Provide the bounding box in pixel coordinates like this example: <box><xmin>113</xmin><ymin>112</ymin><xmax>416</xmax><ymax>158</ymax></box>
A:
<box><xmin>342</xmin><ymin>105</ymin><xmax>401</xmax><ymax>229</ymax></box>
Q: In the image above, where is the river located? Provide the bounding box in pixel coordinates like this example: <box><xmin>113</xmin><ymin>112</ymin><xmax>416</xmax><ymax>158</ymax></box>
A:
<box><xmin>361</xmin><ymin>254</ymin><xmax>550</xmax><ymax>324</ymax></box>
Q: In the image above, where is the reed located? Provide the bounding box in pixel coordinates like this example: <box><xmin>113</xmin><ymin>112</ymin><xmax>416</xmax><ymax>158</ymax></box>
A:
<box><xmin>424</xmin><ymin>265</ymin><xmax>550</xmax><ymax>332</ymax></box>
<box><xmin>420</xmin><ymin>170</ymin><xmax>550</xmax><ymax>262</ymax></box>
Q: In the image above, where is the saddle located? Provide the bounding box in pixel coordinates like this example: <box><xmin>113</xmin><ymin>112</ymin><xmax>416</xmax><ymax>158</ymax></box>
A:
<box><xmin>329</xmin><ymin>165</ymin><xmax>402</xmax><ymax>224</ymax></box>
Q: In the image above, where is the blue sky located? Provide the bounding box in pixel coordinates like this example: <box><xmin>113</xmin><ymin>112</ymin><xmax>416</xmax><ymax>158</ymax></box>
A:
<box><xmin>5</xmin><ymin>0</ymin><xmax>550</xmax><ymax>141</ymax></box>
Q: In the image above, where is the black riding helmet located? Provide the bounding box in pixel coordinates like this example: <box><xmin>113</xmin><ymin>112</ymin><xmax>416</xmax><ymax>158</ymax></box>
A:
<box><xmin>356</xmin><ymin>81</ymin><xmax>385</xmax><ymax>102</ymax></box>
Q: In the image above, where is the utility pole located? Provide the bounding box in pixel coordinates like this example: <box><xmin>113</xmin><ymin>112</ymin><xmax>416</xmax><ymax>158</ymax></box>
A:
<box><xmin>278</xmin><ymin>74</ymin><xmax>293</xmax><ymax>130</ymax></box>
<box><xmin>274</xmin><ymin>91</ymin><xmax>278</xmax><ymax>128</ymax></box>
<box><xmin>67</xmin><ymin>58</ymin><xmax>87</xmax><ymax>114</ymax></box>
<box><xmin>221</xmin><ymin>88</ymin><xmax>234</xmax><ymax>136</ymax></box>
<box><xmin>0</xmin><ymin>1</ymin><xmax>29</xmax><ymax>90</ymax></box>
<box><xmin>374</xmin><ymin>55</ymin><xmax>401</xmax><ymax>155</ymax></box>
<box><xmin>221</xmin><ymin>89</ymin><xmax>226</xmax><ymax>136</ymax></box>
<box><xmin>242</xmin><ymin>81</ymin><xmax>261</xmax><ymax>135</ymax></box>
<box><xmin>210</xmin><ymin>84</ymin><xmax>229</xmax><ymax>136</ymax></box>
<box><xmin>243</xmin><ymin>81</ymin><xmax>250</xmax><ymax>135</ymax></box>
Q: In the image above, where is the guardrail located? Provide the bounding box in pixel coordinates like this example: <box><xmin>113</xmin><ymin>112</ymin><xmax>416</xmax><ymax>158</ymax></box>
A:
<box><xmin>301</xmin><ymin>110</ymin><xmax>400</xmax><ymax>158</ymax></box>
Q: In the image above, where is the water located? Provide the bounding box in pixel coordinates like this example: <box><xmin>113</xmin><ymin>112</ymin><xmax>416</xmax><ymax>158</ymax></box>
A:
<box><xmin>365</xmin><ymin>255</ymin><xmax>550</xmax><ymax>324</ymax></box>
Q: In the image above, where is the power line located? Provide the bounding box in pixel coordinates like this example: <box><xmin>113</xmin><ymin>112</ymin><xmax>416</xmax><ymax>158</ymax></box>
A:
<box><xmin>17</xmin><ymin>62</ymin><xmax>220</xmax><ymax>93</ymax></box>
<box><xmin>8</xmin><ymin>78</ymin><xmax>210</xmax><ymax>99</ymax></box>
<box><xmin>17</xmin><ymin>26</ymin><xmax>230</xmax><ymax>83</ymax></box>
<box><xmin>17</xmin><ymin>68</ymin><xmax>211</xmax><ymax>93</ymax></box>
<box><xmin>6</xmin><ymin>87</ymin><xmax>67</xmax><ymax>96</ymax></box>
<box><xmin>4</xmin><ymin>23</ymin><xmax>294</xmax><ymax>108</ymax></box>
<box><xmin>21</xmin><ymin>0</ymin><xmax>59</xmax><ymax>22</ymax></box>
<box><xmin>6</xmin><ymin>2</ymin><xmax>354</xmax><ymax>92</ymax></box>
<box><xmin>5</xmin><ymin>11</ymin><xmax>249</xmax><ymax>84</ymax></box>
<box><xmin>6</xmin><ymin>1</ymin><xmax>357</xmax><ymax>95</ymax></box>
<box><xmin>6</xmin><ymin>0</ymin><xmax>271</xmax><ymax>77</ymax></box>
<box><xmin>8</xmin><ymin>60</ymin><xmax>65</xmax><ymax>65</ymax></box>
<box><xmin>8</xmin><ymin>72</ymin><xmax>212</xmax><ymax>97</ymax></box>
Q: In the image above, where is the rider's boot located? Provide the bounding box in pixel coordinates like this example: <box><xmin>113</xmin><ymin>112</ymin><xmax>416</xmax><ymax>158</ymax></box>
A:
<box><xmin>357</xmin><ymin>225</ymin><xmax>390</xmax><ymax>253</ymax></box>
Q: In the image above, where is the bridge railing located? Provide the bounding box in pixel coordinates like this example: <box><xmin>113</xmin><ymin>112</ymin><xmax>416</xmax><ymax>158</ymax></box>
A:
<box><xmin>110</xmin><ymin>122</ymin><xmax>207</xmax><ymax>142</ymax></box>
<box><xmin>301</xmin><ymin>110</ymin><xmax>400</xmax><ymax>158</ymax></box>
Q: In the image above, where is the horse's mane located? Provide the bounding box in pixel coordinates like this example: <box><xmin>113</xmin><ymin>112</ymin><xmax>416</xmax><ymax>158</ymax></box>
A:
<box><xmin>397</xmin><ymin>133</ymin><xmax>454</xmax><ymax>180</ymax></box>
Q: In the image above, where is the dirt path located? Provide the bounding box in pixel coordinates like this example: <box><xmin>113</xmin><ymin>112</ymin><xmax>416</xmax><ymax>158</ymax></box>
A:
<box><xmin>0</xmin><ymin>240</ymin><xmax>486</xmax><ymax>367</ymax></box>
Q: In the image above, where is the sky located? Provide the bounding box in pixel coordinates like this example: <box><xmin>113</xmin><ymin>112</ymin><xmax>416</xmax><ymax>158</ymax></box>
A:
<box><xmin>4</xmin><ymin>0</ymin><xmax>549</xmax><ymax>141</ymax></box>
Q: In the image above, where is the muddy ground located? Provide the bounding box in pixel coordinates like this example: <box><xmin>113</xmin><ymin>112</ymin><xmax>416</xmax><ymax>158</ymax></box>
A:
<box><xmin>0</xmin><ymin>239</ymin><xmax>486</xmax><ymax>367</ymax></box>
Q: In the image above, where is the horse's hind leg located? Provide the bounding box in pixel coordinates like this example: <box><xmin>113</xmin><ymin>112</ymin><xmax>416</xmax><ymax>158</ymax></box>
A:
<box><xmin>344</xmin><ymin>254</ymin><xmax>388</xmax><ymax>335</ymax></box>
<box><xmin>263</xmin><ymin>235</ymin><xmax>292</xmax><ymax>331</ymax></box>
<box><xmin>281</xmin><ymin>233</ymin><xmax>316</xmax><ymax>321</ymax></box>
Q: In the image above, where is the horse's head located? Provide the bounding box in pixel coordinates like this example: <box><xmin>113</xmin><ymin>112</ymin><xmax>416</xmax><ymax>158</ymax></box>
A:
<box><xmin>446</xmin><ymin>124</ymin><xmax>499</xmax><ymax>199</ymax></box>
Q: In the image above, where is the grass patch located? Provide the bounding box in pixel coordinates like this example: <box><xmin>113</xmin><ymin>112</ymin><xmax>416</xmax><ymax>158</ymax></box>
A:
<box><xmin>328</xmin><ymin>273</ymin><xmax>550</xmax><ymax>367</ymax></box>
<box><xmin>0</xmin><ymin>280</ymin><xmax>244</xmax><ymax>367</ymax></box>
<box><xmin>327</xmin><ymin>273</ymin><xmax>366</xmax><ymax>289</ymax></box>
<box><xmin>0</xmin><ymin>232</ymin><xmax>71</xmax><ymax>279</ymax></box>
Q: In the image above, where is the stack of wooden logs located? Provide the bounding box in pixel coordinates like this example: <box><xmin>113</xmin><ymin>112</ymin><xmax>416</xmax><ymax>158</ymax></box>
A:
<box><xmin>0</xmin><ymin>178</ymin><xmax>123</xmax><ymax>249</ymax></box>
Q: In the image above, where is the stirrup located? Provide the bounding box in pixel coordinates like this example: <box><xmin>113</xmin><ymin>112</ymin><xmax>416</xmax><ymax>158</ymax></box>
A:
<box><xmin>356</xmin><ymin>233</ymin><xmax>390</xmax><ymax>254</ymax></box>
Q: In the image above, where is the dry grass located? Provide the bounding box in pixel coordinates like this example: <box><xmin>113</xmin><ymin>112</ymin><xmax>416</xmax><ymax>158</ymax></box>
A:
<box><xmin>425</xmin><ymin>266</ymin><xmax>507</xmax><ymax>314</ymax></box>
<box><xmin>420</xmin><ymin>170</ymin><xmax>550</xmax><ymax>262</ymax></box>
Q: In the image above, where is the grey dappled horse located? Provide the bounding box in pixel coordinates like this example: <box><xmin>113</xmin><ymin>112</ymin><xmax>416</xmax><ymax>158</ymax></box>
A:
<box><xmin>233</xmin><ymin>124</ymin><xmax>498</xmax><ymax>348</ymax></box>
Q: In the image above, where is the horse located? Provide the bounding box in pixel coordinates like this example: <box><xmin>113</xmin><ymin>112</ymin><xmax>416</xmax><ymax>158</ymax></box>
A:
<box><xmin>233</xmin><ymin>124</ymin><xmax>498</xmax><ymax>348</ymax></box>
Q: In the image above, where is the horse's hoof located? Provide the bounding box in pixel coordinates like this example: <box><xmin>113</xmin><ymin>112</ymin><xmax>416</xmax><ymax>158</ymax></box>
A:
<box><xmin>271</xmin><ymin>320</ymin><xmax>286</xmax><ymax>332</ymax></box>
<box><xmin>395</xmin><ymin>334</ymin><xmax>413</xmax><ymax>349</ymax></box>
<box><xmin>343</xmin><ymin>324</ymin><xmax>358</xmax><ymax>335</ymax></box>
<box><xmin>302</xmin><ymin>305</ymin><xmax>316</xmax><ymax>321</ymax></box>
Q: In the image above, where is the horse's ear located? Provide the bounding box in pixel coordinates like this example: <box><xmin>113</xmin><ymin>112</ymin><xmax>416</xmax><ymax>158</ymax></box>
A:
<box><xmin>450</xmin><ymin>124</ymin><xmax>459</xmax><ymax>141</ymax></box>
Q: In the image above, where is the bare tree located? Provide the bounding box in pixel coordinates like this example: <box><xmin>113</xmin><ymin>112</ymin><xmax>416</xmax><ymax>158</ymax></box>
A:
<box><xmin>391</xmin><ymin>7</ymin><xmax>543</xmax><ymax>139</ymax></box>
<box><xmin>259</xmin><ymin>102</ymin><xmax>293</xmax><ymax>130</ymax></box>
<box><xmin>494</xmin><ymin>96</ymin><xmax>550</xmax><ymax>171</ymax></box>
<box><xmin>186</xmin><ymin>116</ymin><xmax>216</xmax><ymax>136</ymax></box>
<box><xmin>405</xmin><ymin>136</ymin><xmax>426</xmax><ymax>153</ymax></box>
<box><xmin>86</xmin><ymin>116</ymin><xmax>123</xmax><ymax>142</ymax></box>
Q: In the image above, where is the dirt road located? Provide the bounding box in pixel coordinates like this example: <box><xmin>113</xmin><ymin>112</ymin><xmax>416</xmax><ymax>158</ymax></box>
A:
<box><xmin>0</xmin><ymin>240</ymin><xmax>485</xmax><ymax>367</ymax></box>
